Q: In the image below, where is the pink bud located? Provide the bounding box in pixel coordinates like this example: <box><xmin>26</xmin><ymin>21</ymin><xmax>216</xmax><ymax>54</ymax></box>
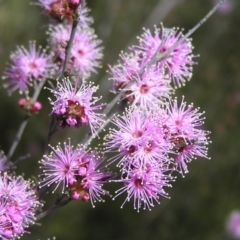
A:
<box><xmin>70</xmin><ymin>190</ymin><xmax>80</xmax><ymax>200</ymax></box>
<box><xmin>31</xmin><ymin>101</ymin><xmax>42</xmax><ymax>113</ymax></box>
<box><xmin>68</xmin><ymin>0</ymin><xmax>81</xmax><ymax>10</ymax></box>
<box><xmin>18</xmin><ymin>98</ymin><xmax>26</xmax><ymax>108</ymax></box>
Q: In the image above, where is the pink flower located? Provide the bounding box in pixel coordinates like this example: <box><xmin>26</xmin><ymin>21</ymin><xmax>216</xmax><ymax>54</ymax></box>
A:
<box><xmin>112</xmin><ymin>162</ymin><xmax>173</xmax><ymax>212</ymax></box>
<box><xmin>135</xmin><ymin>25</ymin><xmax>197</xmax><ymax>88</ymax></box>
<box><xmin>3</xmin><ymin>41</ymin><xmax>56</xmax><ymax>95</ymax></box>
<box><xmin>48</xmin><ymin>78</ymin><xmax>105</xmax><ymax>133</ymax></box>
<box><xmin>123</xmin><ymin>68</ymin><xmax>172</xmax><ymax>108</ymax></box>
<box><xmin>226</xmin><ymin>211</ymin><xmax>240</xmax><ymax>239</ymax></box>
<box><xmin>157</xmin><ymin>97</ymin><xmax>210</xmax><ymax>174</ymax></box>
<box><xmin>40</xmin><ymin>141</ymin><xmax>111</xmax><ymax>206</ymax></box>
<box><xmin>48</xmin><ymin>23</ymin><xmax>103</xmax><ymax>78</ymax></box>
<box><xmin>37</xmin><ymin>0</ymin><xmax>93</xmax><ymax>24</ymax></box>
<box><xmin>105</xmin><ymin>108</ymin><xmax>170</xmax><ymax>169</ymax></box>
<box><xmin>0</xmin><ymin>173</ymin><xmax>41</xmax><ymax>239</ymax></box>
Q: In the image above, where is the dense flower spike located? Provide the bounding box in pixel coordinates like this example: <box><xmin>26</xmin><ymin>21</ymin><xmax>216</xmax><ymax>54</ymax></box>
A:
<box><xmin>48</xmin><ymin>78</ymin><xmax>105</xmax><ymax>133</ymax></box>
<box><xmin>2</xmin><ymin>41</ymin><xmax>56</xmax><ymax>95</ymax></box>
<box><xmin>0</xmin><ymin>173</ymin><xmax>41</xmax><ymax>239</ymax></box>
<box><xmin>40</xmin><ymin>141</ymin><xmax>111</xmax><ymax>206</ymax></box>
<box><xmin>48</xmin><ymin>24</ymin><xmax>103</xmax><ymax>78</ymax></box>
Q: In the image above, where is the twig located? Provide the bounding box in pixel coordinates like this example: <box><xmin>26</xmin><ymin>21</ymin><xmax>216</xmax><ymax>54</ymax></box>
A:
<box><xmin>44</xmin><ymin>115</ymin><xmax>58</xmax><ymax>154</ymax></box>
<box><xmin>61</xmin><ymin>0</ymin><xmax>85</xmax><ymax>79</ymax></box>
<box><xmin>7</xmin><ymin>78</ymin><xmax>47</xmax><ymax>161</ymax></box>
<box><xmin>82</xmin><ymin>0</ymin><xmax>225</xmax><ymax>146</ymax></box>
<box><xmin>36</xmin><ymin>195</ymin><xmax>71</xmax><ymax>221</ymax></box>
<box><xmin>43</xmin><ymin>1</ymin><xmax>86</xmax><ymax>152</ymax></box>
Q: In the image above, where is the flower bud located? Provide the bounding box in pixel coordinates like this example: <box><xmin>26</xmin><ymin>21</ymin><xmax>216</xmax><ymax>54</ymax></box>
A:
<box><xmin>31</xmin><ymin>101</ymin><xmax>42</xmax><ymax>112</ymax></box>
<box><xmin>68</xmin><ymin>0</ymin><xmax>81</xmax><ymax>10</ymax></box>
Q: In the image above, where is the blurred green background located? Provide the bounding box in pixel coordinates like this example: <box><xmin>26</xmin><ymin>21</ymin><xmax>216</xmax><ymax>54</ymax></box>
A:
<box><xmin>0</xmin><ymin>0</ymin><xmax>240</xmax><ymax>239</ymax></box>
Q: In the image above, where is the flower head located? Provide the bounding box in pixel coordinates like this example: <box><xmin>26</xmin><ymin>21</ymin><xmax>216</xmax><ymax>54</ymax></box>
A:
<box><xmin>3</xmin><ymin>41</ymin><xmax>56</xmax><ymax>95</ymax></box>
<box><xmin>156</xmin><ymin>97</ymin><xmax>210</xmax><ymax>174</ymax></box>
<box><xmin>122</xmin><ymin>68</ymin><xmax>172</xmax><ymax>108</ymax></box>
<box><xmin>105</xmin><ymin>108</ymin><xmax>170</xmax><ymax>170</ymax></box>
<box><xmin>0</xmin><ymin>173</ymin><xmax>41</xmax><ymax>239</ymax></box>
<box><xmin>112</xmin><ymin>162</ymin><xmax>173</xmax><ymax>212</ymax></box>
<box><xmin>136</xmin><ymin>25</ymin><xmax>196</xmax><ymax>87</ymax></box>
<box><xmin>40</xmin><ymin>140</ymin><xmax>111</xmax><ymax>206</ymax></box>
<box><xmin>48</xmin><ymin>24</ymin><xmax>103</xmax><ymax>78</ymax></box>
<box><xmin>48</xmin><ymin>78</ymin><xmax>105</xmax><ymax>133</ymax></box>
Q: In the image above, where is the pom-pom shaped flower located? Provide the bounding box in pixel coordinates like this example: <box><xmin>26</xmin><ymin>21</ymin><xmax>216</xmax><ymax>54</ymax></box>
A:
<box><xmin>48</xmin><ymin>78</ymin><xmax>105</xmax><ymax>133</ymax></box>
<box><xmin>40</xmin><ymin>140</ymin><xmax>111</xmax><ymax>206</ymax></box>
<box><xmin>112</xmin><ymin>162</ymin><xmax>173</xmax><ymax>212</ymax></box>
<box><xmin>37</xmin><ymin>0</ymin><xmax>92</xmax><ymax>23</ymax></box>
<box><xmin>48</xmin><ymin>24</ymin><xmax>102</xmax><ymax>78</ymax></box>
<box><xmin>109</xmin><ymin>52</ymin><xmax>141</xmax><ymax>92</ymax></box>
<box><xmin>2</xmin><ymin>41</ymin><xmax>56</xmax><ymax>95</ymax></box>
<box><xmin>157</xmin><ymin>97</ymin><xmax>210</xmax><ymax>174</ymax></box>
<box><xmin>226</xmin><ymin>210</ymin><xmax>240</xmax><ymax>239</ymax></box>
<box><xmin>135</xmin><ymin>25</ymin><xmax>196</xmax><ymax>87</ymax></box>
<box><xmin>0</xmin><ymin>173</ymin><xmax>41</xmax><ymax>239</ymax></box>
<box><xmin>122</xmin><ymin>68</ymin><xmax>172</xmax><ymax>108</ymax></box>
<box><xmin>105</xmin><ymin>108</ymin><xmax>170</xmax><ymax>169</ymax></box>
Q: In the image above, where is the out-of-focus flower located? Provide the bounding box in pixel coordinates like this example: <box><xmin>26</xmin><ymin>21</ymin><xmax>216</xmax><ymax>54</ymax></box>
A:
<box><xmin>226</xmin><ymin>210</ymin><xmax>240</xmax><ymax>239</ymax></box>
<box><xmin>40</xmin><ymin>140</ymin><xmax>111</xmax><ymax>206</ymax></box>
<box><xmin>37</xmin><ymin>0</ymin><xmax>91</xmax><ymax>23</ymax></box>
<box><xmin>2</xmin><ymin>41</ymin><xmax>56</xmax><ymax>95</ymax></box>
<box><xmin>48</xmin><ymin>24</ymin><xmax>102</xmax><ymax>78</ymax></box>
<box><xmin>48</xmin><ymin>78</ymin><xmax>105</xmax><ymax>133</ymax></box>
<box><xmin>214</xmin><ymin>0</ymin><xmax>234</xmax><ymax>15</ymax></box>
<box><xmin>0</xmin><ymin>173</ymin><xmax>41</xmax><ymax>239</ymax></box>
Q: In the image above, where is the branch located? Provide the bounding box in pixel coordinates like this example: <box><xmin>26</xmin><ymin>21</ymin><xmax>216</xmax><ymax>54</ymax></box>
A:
<box><xmin>61</xmin><ymin>0</ymin><xmax>85</xmax><ymax>78</ymax></box>
<box><xmin>7</xmin><ymin>78</ymin><xmax>47</xmax><ymax>160</ymax></box>
<box><xmin>36</xmin><ymin>195</ymin><xmax>71</xmax><ymax>221</ymax></box>
<box><xmin>83</xmin><ymin>0</ymin><xmax>225</xmax><ymax>146</ymax></box>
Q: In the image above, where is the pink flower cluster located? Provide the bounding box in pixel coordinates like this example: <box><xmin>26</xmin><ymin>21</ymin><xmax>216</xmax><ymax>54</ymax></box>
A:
<box><xmin>48</xmin><ymin>78</ymin><xmax>105</xmax><ymax>133</ymax></box>
<box><xmin>109</xmin><ymin>24</ymin><xmax>196</xmax><ymax>109</ymax></box>
<box><xmin>105</xmin><ymin>98</ymin><xmax>209</xmax><ymax>210</ymax></box>
<box><xmin>105</xmin><ymin>23</ymin><xmax>209</xmax><ymax>211</ymax></box>
<box><xmin>40</xmin><ymin>140</ymin><xmax>111</xmax><ymax>207</ymax></box>
<box><xmin>0</xmin><ymin>173</ymin><xmax>40</xmax><ymax>239</ymax></box>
